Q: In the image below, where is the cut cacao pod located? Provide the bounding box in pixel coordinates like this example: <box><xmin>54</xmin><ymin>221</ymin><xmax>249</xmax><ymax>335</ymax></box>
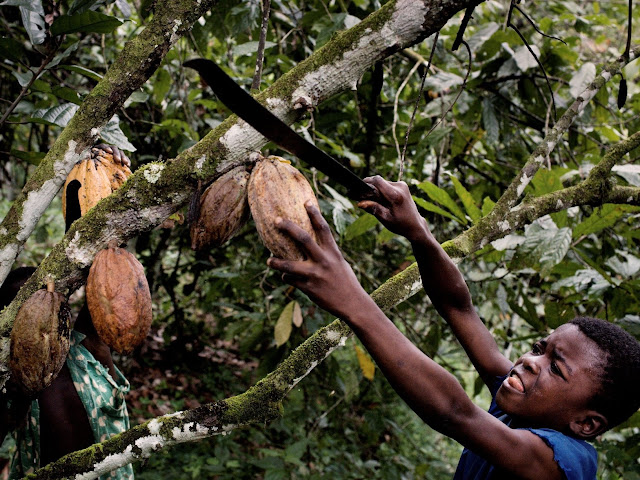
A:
<box><xmin>86</xmin><ymin>245</ymin><xmax>152</xmax><ymax>354</ymax></box>
<box><xmin>248</xmin><ymin>155</ymin><xmax>320</xmax><ymax>260</ymax></box>
<box><xmin>9</xmin><ymin>281</ymin><xmax>71</xmax><ymax>396</ymax></box>
<box><xmin>62</xmin><ymin>147</ymin><xmax>132</xmax><ymax>222</ymax></box>
<box><xmin>190</xmin><ymin>166</ymin><xmax>250</xmax><ymax>250</ymax></box>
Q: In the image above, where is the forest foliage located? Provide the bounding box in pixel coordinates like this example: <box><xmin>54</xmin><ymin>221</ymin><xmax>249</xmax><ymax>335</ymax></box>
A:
<box><xmin>1</xmin><ymin>0</ymin><xmax>639</xmax><ymax>478</ymax></box>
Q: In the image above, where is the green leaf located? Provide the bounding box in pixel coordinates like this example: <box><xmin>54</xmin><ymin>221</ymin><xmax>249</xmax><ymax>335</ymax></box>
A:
<box><xmin>544</xmin><ymin>301</ymin><xmax>574</xmax><ymax>329</ymax></box>
<box><xmin>58</xmin><ymin>64</ymin><xmax>102</xmax><ymax>81</ymax></box>
<box><xmin>0</xmin><ymin>38</ymin><xmax>26</xmax><ymax>62</ymax></box>
<box><xmin>572</xmin><ymin>205</ymin><xmax>638</xmax><ymax>238</ymax></box>
<box><xmin>569</xmin><ymin>62</ymin><xmax>596</xmax><ymax>98</ymax></box>
<box><xmin>449</xmin><ymin>175</ymin><xmax>482</xmax><ymax>222</ymax></box>
<box><xmin>416</xmin><ymin>181</ymin><xmax>467</xmax><ymax>223</ymax></box>
<box><xmin>68</xmin><ymin>0</ymin><xmax>104</xmax><ymax>15</ymax></box>
<box><xmin>275</xmin><ymin>301</ymin><xmax>296</xmax><ymax>347</ymax></box>
<box><xmin>52</xmin><ymin>86</ymin><xmax>82</xmax><ymax>105</ymax></box>
<box><xmin>481</xmin><ymin>197</ymin><xmax>496</xmax><ymax>216</ymax></box>
<box><xmin>413</xmin><ymin>197</ymin><xmax>458</xmax><ymax>222</ymax></box>
<box><xmin>47</xmin><ymin>42</ymin><xmax>79</xmax><ymax>69</ymax></box>
<box><xmin>152</xmin><ymin>68</ymin><xmax>172</xmax><ymax>105</ymax></box>
<box><xmin>513</xmin><ymin>45</ymin><xmax>540</xmax><ymax>72</ymax></box>
<box><xmin>10</xmin><ymin>149</ymin><xmax>46</xmax><ymax>165</ymax></box>
<box><xmin>233</xmin><ymin>41</ymin><xmax>277</xmax><ymax>57</ymax></box>
<box><xmin>12</xmin><ymin>70</ymin><xmax>33</xmax><ymax>87</ymax></box>
<box><xmin>50</xmin><ymin>11</ymin><xmax>123</xmax><ymax>36</ymax></box>
<box><xmin>27</xmin><ymin>103</ymin><xmax>79</xmax><ymax>127</ymax></box>
<box><xmin>510</xmin><ymin>225</ymin><xmax>572</xmax><ymax>276</ymax></box>
<box><xmin>17</xmin><ymin>2</ymin><xmax>46</xmax><ymax>45</ymax></box>
<box><xmin>482</xmin><ymin>97</ymin><xmax>499</xmax><ymax>144</ymax></box>
<box><xmin>99</xmin><ymin>115</ymin><xmax>136</xmax><ymax>151</ymax></box>
<box><xmin>345</xmin><ymin>213</ymin><xmax>378</xmax><ymax>241</ymax></box>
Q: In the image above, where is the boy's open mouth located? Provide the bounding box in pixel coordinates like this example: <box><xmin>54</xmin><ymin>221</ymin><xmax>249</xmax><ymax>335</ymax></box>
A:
<box><xmin>506</xmin><ymin>372</ymin><xmax>525</xmax><ymax>393</ymax></box>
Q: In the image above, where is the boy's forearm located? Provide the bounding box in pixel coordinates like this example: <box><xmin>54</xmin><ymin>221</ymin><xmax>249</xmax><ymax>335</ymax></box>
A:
<box><xmin>343</xmin><ymin>299</ymin><xmax>477</xmax><ymax>432</ymax></box>
<box><xmin>407</xmin><ymin>220</ymin><xmax>474</xmax><ymax>317</ymax></box>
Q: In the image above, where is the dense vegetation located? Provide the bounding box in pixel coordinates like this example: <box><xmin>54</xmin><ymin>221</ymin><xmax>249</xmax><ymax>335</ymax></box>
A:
<box><xmin>0</xmin><ymin>0</ymin><xmax>639</xmax><ymax>478</ymax></box>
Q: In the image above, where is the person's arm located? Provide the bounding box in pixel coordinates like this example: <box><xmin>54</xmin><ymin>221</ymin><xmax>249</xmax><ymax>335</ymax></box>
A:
<box><xmin>358</xmin><ymin>177</ymin><xmax>512</xmax><ymax>382</ymax></box>
<box><xmin>267</xmin><ymin>204</ymin><xmax>564</xmax><ymax>480</ymax></box>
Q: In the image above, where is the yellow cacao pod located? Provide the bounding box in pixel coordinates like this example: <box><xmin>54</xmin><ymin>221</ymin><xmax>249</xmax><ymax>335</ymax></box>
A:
<box><xmin>86</xmin><ymin>246</ymin><xmax>152</xmax><ymax>354</ymax></box>
<box><xmin>62</xmin><ymin>148</ymin><xmax>132</xmax><ymax>222</ymax></box>
<box><xmin>9</xmin><ymin>281</ymin><xmax>71</xmax><ymax>396</ymax></box>
<box><xmin>190</xmin><ymin>166</ymin><xmax>250</xmax><ymax>250</ymax></box>
<box><xmin>248</xmin><ymin>155</ymin><xmax>320</xmax><ymax>260</ymax></box>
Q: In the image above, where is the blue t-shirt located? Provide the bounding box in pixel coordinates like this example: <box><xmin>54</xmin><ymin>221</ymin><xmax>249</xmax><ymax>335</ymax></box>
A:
<box><xmin>453</xmin><ymin>373</ymin><xmax>597</xmax><ymax>479</ymax></box>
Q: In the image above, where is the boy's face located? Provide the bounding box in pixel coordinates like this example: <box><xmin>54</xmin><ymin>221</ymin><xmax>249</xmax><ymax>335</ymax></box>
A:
<box><xmin>495</xmin><ymin>323</ymin><xmax>605</xmax><ymax>433</ymax></box>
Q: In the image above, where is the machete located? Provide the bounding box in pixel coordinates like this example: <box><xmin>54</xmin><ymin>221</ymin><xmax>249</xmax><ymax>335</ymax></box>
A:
<box><xmin>183</xmin><ymin>58</ymin><xmax>377</xmax><ymax>200</ymax></box>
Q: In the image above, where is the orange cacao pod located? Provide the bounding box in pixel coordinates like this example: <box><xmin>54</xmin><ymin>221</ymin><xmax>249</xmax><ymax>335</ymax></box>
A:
<box><xmin>62</xmin><ymin>148</ymin><xmax>132</xmax><ymax>221</ymax></box>
<box><xmin>86</xmin><ymin>246</ymin><xmax>152</xmax><ymax>354</ymax></box>
<box><xmin>9</xmin><ymin>281</ymin><xmax>71</xmax><ymax>396</ymax></box>
<box><xmin>248</xmin><ymin>155</ymin><xmax>320</xmax><ymax>260</ymax></box>
<box><xmin>190</xmin><ymin>166</ymin><xmax>250</xmax><ymax>250</ymax></box>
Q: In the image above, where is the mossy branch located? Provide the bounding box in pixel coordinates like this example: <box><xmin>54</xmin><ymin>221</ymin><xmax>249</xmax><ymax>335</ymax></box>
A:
<box><xmin>488</xmin><ymin>45</ymin><xmax>640</xmax><ymax>221</ymax></box>
<box><xmin>0</xmin><ymin>0</ymin><xmax>222</xmax><ymax>287</ymax></box>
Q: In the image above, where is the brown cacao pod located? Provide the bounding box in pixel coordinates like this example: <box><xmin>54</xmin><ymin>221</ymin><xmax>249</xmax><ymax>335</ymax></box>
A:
<box><xmin>248</xmin><ymin>155</ymin><xmax>320</xmax><ymax>260</ymax></box>
<box><xmin>62</xmin><ymin>148</ymin><xmax>132</xmax><ymax>221</ymax></box>
<box><xmin>190</xmin><ymin>166</ymin><xmax>250</xmax><ymax>250</ymax></box>
<box><xmin>86</xmin><ymin>246</ymin><xmax>152</xmax><ymax>354</ymax></box>
<box><xmin>9</xmin><ymin>281</ymin><xmax>71</xmax><ymax>396</ymax></box>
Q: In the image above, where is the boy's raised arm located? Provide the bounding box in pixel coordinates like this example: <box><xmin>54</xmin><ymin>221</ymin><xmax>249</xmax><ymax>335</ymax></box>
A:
<box><xmin>267</xmin><ymin>204</ymin><xmax>564</xmax><ymax>480</ymax></box>
<box><xmin>357</xmin><ymin>176</ymin><xmax>512</xmax><ymax>384</ymax></box>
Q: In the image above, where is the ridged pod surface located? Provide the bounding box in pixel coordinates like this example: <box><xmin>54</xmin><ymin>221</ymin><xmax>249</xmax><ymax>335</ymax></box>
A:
<box><xmin>86</xmin><ymin>246</ymin><xmax>152</xmax><ymax>354</ymax></box>
<box><xmin>62</xmin><ymin>148</ymin><xmax>132</xmax><ymax>221</ymax></box>
<box><xmin>190</xmin><ymin>166</ymin><xmax>250</xmax><ymax>250</ymax></box>
<box><xmin>9</xmin><ymin>282</ymin><xmax>71</xmax><ymax>396</ymax></box>
<box><xmin>248</xmin><ymin>156</ymin><xmax>320</xmax><ymax>260</ymax></box>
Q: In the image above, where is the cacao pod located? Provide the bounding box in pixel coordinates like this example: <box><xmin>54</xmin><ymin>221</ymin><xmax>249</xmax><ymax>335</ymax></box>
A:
<box><xmin>62</xmin><ymin>147</ymin><xmax>132</xmax><ymax>222</ymax></box>
<box><xmin>86</xmin><ymin>245</ymin><xmax>152</xmax><ymax>354</ymax></box>
<box><xmin>9</xmin><ymin>281</ymin><xmax>71</xmax><ymax>396</ymax></box>
<box><xmin>190</xmin><ymin>166</ymin><xmax>250</xmax><ymax>250</ymax></box>
<box><xmin>248</xmin><ymin>155</ymin><xmax>320</xmax><ymax>260</ymax></box>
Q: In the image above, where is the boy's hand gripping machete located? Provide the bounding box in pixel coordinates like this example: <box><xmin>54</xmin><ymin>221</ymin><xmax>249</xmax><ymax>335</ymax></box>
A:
<box><xmin>183</xmin><ymin>59</ymin><xmax>378</xmax><ymax>201</ymax></box>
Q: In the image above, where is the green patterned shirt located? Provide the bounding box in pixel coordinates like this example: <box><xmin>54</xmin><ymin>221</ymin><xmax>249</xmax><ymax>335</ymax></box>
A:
<box><xmin>10</xmin><ymin>330</ymin><xmax>134</xmax><ymax>479</ymax></box>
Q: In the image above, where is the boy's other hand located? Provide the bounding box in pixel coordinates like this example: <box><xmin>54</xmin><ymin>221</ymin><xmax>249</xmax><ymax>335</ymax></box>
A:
<box><xmin>357</xmin><ymin>176</ymin><xmax>428</xmax><ymax>243</ymax></box>
<box><xmin>267</xmin><ymin>202</ymin><xmax>372</xmax><ymax>320</ymax></box>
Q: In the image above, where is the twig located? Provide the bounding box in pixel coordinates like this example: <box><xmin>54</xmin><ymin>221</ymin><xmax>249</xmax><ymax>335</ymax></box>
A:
<box><xmin>422</xmin><ymin>40</ymin><xmax>472</xmax><ymax>142</ymax></box>
<box><xmin>399</xmin><ymin>32</ymin><xmax>439</xmax><ymax>182</ymax></box>
<box><xmin>514</xmin><ymin>5</ymin><xmax>566</xmax><ymax>45</ymax></box>
<box><xmin>0</xmin><ymin>46</ymin><xmax>60</xmax><ymax>128</ymax></box>
<box><xmin>392</xmin><ymin>61</ymin><xmax>421</xmax><ymax>170</ymax></box>
<box><xmin>252</xmin><ymin>0</ymin><xmax>272</xmax><ymax>91</ymax></box>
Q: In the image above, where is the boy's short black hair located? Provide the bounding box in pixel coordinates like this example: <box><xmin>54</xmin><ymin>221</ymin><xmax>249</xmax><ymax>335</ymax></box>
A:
<box><xmin>571</xmin><ymin>316</ymin><xmax>640</xmax><ymax>429</ymax></box>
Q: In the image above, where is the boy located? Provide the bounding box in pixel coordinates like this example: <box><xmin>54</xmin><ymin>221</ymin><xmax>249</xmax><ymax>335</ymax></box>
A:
<box><xmin>267</xmin><ymin>176</ymin><xmax>640</xmax><ymax>479</ymax></box>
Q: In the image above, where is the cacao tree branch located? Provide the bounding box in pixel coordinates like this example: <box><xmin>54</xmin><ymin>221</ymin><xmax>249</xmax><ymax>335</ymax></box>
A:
<box><xmin>0</xmin><ymin>0</ymin><xmax>477</xmax><ymax>386</ymax></box>
<box><xmin>489</xmin><ymin>45</ymin><xmax>640</xmax><ymax>219</ymax></box>
<box><xmin>0</xmin><ymin>0</ymin><xmax>222</xmax><ymax>287</ymax></box>
<box><xmin>444</xmin><ymin>129</ymin><xmax>640</xmax><ymax>257</ymax></box>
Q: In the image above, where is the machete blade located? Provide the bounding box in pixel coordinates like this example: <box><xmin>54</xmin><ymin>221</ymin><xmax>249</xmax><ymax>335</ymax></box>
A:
<box><xmin>183</xmin><ymin>58</ymin><xmax>376</xmax><ymax>200</ymax></box>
